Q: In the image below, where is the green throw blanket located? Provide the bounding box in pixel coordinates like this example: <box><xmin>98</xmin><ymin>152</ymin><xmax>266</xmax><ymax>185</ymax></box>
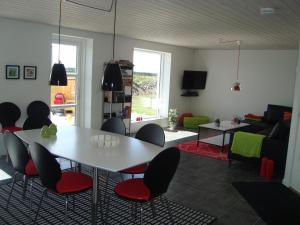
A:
<box><xmin>231</xmin><ymin>131</ymin><xmax>265</xmax><ymax>158</ymax></box>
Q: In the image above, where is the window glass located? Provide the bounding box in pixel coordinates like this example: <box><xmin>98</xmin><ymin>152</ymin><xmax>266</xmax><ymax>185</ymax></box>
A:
<box><xmin>132</xmin><ymin>49</ymin><xmax>161</xmax><ymax>121</ymax></box>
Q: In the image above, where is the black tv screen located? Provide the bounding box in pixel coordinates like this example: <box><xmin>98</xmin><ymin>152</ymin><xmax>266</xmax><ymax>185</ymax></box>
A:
<box><xmin>182</xmin><ymin>71</ymin><xmax>207</xmax><ymax>89</ymax></box>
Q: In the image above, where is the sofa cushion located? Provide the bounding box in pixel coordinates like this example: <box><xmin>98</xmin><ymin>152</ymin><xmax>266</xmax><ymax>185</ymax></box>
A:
<box><xmin>265</xmin><ymin>104</ymin><xmax>292</xmax><ymax>124</ymax></box>
<box><xmin>268</xmin><ymin>120</ymin><xmax>290</xmax><ymax>140</ymax></box>
<box><xmin>183</xmin><ymin>116</ymin><xmax>209</xmax><ymax>129</ymax></box>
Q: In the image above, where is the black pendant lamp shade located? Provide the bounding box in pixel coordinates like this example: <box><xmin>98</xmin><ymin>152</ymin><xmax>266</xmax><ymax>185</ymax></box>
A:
<box><xmin>49</xmin><ymin>0</ymin><xmax>67</xmax><ymax>86</ymax></box>
<box><xmin>102</xmin><ymin>62</ymin><xmax>123</xmax><ymax>91</ymax></box>
<box><xmin>49</xmin><ymin>63</ymin><xmax>67</xmax><ymax>86</ymax></box>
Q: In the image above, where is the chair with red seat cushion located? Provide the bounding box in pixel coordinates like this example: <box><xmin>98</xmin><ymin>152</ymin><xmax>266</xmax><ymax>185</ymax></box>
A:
<box><xmin>3</xmin><ymin>132</ymin><xmax>38</xmax><ymax>210</ymax></box>
<box><xmin>121</xmin><ymin>123</ymin><xmax>165</xmax><ymax>177</ymax></box>
<box><xmin>111</xmin><ymin>147</ymin><xmax>180</xmax><ymax>224</ymax></box>
<box><xmin>0</xmin><ymin>102</ymin><xmax>22</xmax><ymax>132</ymax></box>
<box><xmin>29</xmin><ymin>142</ymin><xmax>93</xmax><ymax>224</ymax></box>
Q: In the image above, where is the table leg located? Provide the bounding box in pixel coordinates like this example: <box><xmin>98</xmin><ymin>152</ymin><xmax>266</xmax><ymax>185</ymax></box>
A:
<box><xmin>91</xmin><ymin>167</ymin><xmax>98</xmax><ymax>225</ymax></box>
<box><xmin>222</xmin><ymin>131</ymin><xmax>226</xmax><ymax>152</ymax></box>
<box><xmin>197</xmin><ymin>126</ymin><xmax>201</xmax><ymax>146</ymax></box>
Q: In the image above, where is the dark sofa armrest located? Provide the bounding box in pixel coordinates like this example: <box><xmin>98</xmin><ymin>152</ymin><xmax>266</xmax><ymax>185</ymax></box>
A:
<box><xmin>261</xmin><ymin>138</ymin><xmax>288</xmax><ymax>168</ymax></box>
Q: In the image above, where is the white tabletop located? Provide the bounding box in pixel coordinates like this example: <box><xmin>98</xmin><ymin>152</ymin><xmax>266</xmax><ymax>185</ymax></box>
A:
<box><xmin>15</xmin><ymin>126</ymin><xmax>163</xmax><ymax>172</ymax></box>
<box><xmin>199</xmin><ymin>120</ymin><xmax>249</xmax><ymax>131</ymax></box>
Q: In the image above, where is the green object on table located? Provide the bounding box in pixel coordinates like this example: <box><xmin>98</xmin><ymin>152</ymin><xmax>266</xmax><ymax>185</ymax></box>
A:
<box><xmin>183</xmin><ymin>116</ymin><xmax>209</xmax><ymax>129</ymax></box>
<box><xmin>41</xmin><ymin>125</ymin><xmax>50</xmax><ymax>138</ymax></box>
<box><xmin>231</xmin><ymin>131</ymin><xmax>265</xmax><ymax>158</ymax></box>
<box><xmin>48</xmin><ymin>123</ymin><xmax>57</xmax><ymax>135</ymax></box>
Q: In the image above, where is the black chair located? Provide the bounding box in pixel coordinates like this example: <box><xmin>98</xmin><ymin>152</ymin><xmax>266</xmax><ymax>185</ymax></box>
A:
<box><xmin>121</xmin><ymin>123</ymin><xmax>165</xmax><ymax>176</ymax></box>
<box><xmin>23</xmin><ymin>101</ymin><xmax>52</xmax><ymax>130</ymax></box>
<box><xmin>101</xmin><ymin>117</ymin><xmax>126</xmax><ymax>135</ymax></box>
<box><xmin>0</xmin><ymin>102</ymin><xmax>22</xmax><ymax>132</ymax></box>
<box><xmin>4</xmin><ymin>132</ymin><xmax>38</xmax><ymax>211</ymax></box>
<box><xmin>109</xmin><ymin>147</ymin><xmax>180</xmax><ymax>224</ymax></box>
<box><xmin>29</xmin><ymin>142</ymin><xmax>93</xmax><ymax>224</ymax></box>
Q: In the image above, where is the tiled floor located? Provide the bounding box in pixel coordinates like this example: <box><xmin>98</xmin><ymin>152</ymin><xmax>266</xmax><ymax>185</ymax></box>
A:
<box><xmin>0</xmin><ymin>130</ymin><xmax>270</xmax><ymax>225</ymax></box>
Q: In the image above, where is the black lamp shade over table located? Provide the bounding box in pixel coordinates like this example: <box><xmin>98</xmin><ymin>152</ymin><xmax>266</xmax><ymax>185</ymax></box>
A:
<box><xmin>49</xmin><ymin>63</ymin><xmax>68</xmax><ymax>86</ymax></box>
<box><xmin>102</xmin><ymin>63</ymin><xmax>123</xmax><ymax>91</ymax></box>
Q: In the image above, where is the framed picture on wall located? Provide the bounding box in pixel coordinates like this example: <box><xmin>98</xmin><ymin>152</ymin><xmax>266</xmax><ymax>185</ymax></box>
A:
<box><xmin>23</xmin><ymin>66</ymin><xmax>37</xmax><ymax>80</ymax></box>
<box><xmin>6</xmin><ymin>65</ymin><xmax>20</xmax><ymax>79</ymax></box>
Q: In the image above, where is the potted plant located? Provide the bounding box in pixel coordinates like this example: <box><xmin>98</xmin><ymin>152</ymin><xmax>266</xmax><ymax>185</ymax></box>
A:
<box><xmin>168</xmin><ymin>108</ymin><xmax>178</xmax><ymax>130</ymax></box>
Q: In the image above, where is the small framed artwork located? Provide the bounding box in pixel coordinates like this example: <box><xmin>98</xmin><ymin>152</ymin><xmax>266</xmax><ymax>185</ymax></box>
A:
<box><xmin>6</xmin><ymin>65</ymin><xmax>20</xmax><ymax>79</ymax></box>
<box><xmin>23</xmin><ymin>66</ymin><xmax>37</xmax><ymax>80</ymax></box>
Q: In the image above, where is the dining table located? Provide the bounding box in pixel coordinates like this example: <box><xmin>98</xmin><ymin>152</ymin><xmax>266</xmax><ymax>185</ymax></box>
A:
<box><xmin>14</xmin><ymin>125</ymin><xmax>164</xmax><ymax>225</ymax></box>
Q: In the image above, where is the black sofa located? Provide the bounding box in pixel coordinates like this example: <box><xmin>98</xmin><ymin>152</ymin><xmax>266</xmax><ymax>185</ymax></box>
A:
<box><xmin>228</xmin><ymin>104</ymin><xmax>292</xmax><ymax>175</ymax></box>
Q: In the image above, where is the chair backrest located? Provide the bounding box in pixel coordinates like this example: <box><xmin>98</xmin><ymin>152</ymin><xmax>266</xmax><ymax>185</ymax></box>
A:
<box><xmin>0</xmin><ymin>102</ymin><xmax>21</xmax><ymax>127</ymax></box>
<box><xmin>4</xmin><ymin>132</ymin><xmax>30</xmax><ymax>174</ymax></box>
<box><xmin>135</xmin><ymin>123</ymin><xmax>165</xmax><ymax>147</ymax></box>
<box><xmin>23</xmin><ymin>100</ymin><xmax>52</xmax><ymax>130</ymax></box>
<box><xmin>23</xmin><ymin>117</ymin><xmax>52</xmax><ymax>130</ymax></box>
<box><xmin>29</xmin><ymin>142</ymin><xmax>61</xmax><ymax>191</ymax></box>
<box><xmin>27</xmin><ymin>101</ymin><xmax>50</xmax><ymax>118</ymax></box>
<box><xmin>144</xmin><ymin>147</ymin><xmax>180</xmax><ymax>198</ymax></box>
<box><xmin>101</xmin><ymin>117</ymin><xmax>126</xmax><ymax>135</ymax></box>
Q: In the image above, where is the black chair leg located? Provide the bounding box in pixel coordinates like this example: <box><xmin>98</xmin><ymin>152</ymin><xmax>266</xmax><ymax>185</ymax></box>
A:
<box><xmin>6</xmin><ymin>172</ymin><xmax>17</xmax><ymax>210</ymax></box>
<box><xmin>29</xmin><ymin>179</ymin><xmax>33</xmax><ymax>222</ymax></box>
<box><xmin>64</xmin><ymin>195</ymin><xmax>69</xmax><ymax>224</ymax></box>
<box><xmin>140</xmin><ymin>203</ymin><xmax>143</xmax><ymax>225</ymax></box>
<box><xmin>22</xmin><ymin>175</ymin><xmax>28</xmax><ymax>199</ymax></box>
<box><xmin>150</xmin><ymin>200</ymin><xmax>156</xmax><ymax>218</ymax></box>
<box><xmin>34</xmin><ymin>188</ymin><xmax>47</xmax><ymax>224</ymax></box>
<box><xmin>163</xmin><ymin>196</ymin><xmax>174</xmax><ymax>224</ymax></box>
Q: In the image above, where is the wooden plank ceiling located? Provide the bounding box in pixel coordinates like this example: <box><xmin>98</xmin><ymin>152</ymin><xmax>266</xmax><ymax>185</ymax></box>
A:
<box><xmin>0</xmin><ymin>0</ymin><xmax>299</xmax><ymax>49</ymax></box>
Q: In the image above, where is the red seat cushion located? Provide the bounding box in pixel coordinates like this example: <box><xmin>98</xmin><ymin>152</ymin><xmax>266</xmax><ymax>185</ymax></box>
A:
<box><xmin>25</xmin><ymin>159</ymin><xmax>38</xmax><ymax>176</ymax></box>
<box><xmin>114</xmin><ymin>178</ymin><xmax>150</xmax><ymax>201</ymax></box>
<box><xmin>56</xmin><ymin>172</ymin><xmax>93</xmax><ymax>194</ymax></box>
<box><xmin>121</xmin><ymin>164</ymin><xmax>147</xmax><ymax>174</ymax></box>
<box><xmin>0</xmin><ymin>126</ymin><xmax>23</xmax><ymax>132</ymax></box>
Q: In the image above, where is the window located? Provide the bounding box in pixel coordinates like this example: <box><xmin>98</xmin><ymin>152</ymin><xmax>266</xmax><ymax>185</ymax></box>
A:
<box><xmin>50</xmin><ymin>43</ymin><xmax>79</xmax><ymax>126</ymax></box>
<box><xmin>131</xmin><ymin>48</ymin><xmax>171</xmax><ymax>121</ymax></box>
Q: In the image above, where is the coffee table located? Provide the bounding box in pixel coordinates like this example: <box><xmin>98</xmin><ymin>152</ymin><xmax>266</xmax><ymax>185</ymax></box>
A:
<box><xmin>197</xmin><ymin>120</ymin><xmax>250</xmax><ymax>151</ymax></box>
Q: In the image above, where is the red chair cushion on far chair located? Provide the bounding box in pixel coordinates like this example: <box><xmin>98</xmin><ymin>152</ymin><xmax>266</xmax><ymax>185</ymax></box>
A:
<box><xmin>121</xmin><ymin>164</ymin><xmax>147</xmax><ymax>174</ymax></box>
<box><xmin>56</xmin><ymin>172</ymin><xmax>93</xmax><ymax>194</ymax></box>
<box><xmin>25</xmin><ymin>159</ymin><xmax>38</xmax><ymax>176</ymax></box>
<box><xmin>1</xmin><ymin>126</ymin><xmax>23</xmax><ymax>132</ymax></box>
<box><xmin>114</xmin><ymin>178</ymin><xmax>150</xmax><ymax>201</ymax></box>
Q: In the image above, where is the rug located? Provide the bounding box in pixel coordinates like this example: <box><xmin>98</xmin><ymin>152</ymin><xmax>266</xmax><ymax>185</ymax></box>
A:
<box><xmin>177</xmin><ymin>140</ymin><xmax>228</xmax><ymax>161</ymax></box>
<box><xmin>0</xmin><ymin>174</ymin><xmax>216</xmax><ymax>225</ymax></box>
<box><xmin>233</xmin><ymin>181</ymin><xmax>300</xmax><ymax>225</ymax></box>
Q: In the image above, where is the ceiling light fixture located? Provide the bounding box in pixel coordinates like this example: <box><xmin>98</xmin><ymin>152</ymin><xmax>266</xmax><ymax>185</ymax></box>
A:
<box><xmin>260</xmin><ymin>7</ymin><xmax>275</xmax><ymax>15</ymax></box>
<box><xmin>49</xmin><ymin>0</ymin><xmax>67</xmax><ymax>86</ymax></box>
<box><xmin>219</xmin><ymin>39</ymin><xmax>242</xmax><ymax>92</ymax></box>
<box><xmin>101</xmin><ymin>0</ymin><xmax>123</xmax><ymax>92</ymax></box>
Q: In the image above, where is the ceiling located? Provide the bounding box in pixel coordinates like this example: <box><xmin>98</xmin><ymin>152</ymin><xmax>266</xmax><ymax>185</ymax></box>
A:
<box><xmin>1</xmin><ymin>0</ymin><xmax>300</xmax><ymax>50</ymax></box>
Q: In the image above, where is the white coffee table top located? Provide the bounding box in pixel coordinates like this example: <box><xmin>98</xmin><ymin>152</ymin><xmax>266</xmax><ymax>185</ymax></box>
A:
<box><xmin>199</xmin><ymin>120</ymin><xmax>249</xmax><ymax>131</ymax></box>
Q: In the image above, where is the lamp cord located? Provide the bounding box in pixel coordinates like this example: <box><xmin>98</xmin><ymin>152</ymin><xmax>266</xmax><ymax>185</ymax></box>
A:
<box><xmin>112</xmin><ymin>0</ymin><xmax>117</xmax><ymax>60</ymax></box>
<box><xmin>236</xmin><ymin>43</ymin><xmax>240</xmax><ymax>81</ymax></box>
<box><xmin>65</xmin><ymin>0</ymin><xmax>114</xmax><ymax>12</ymax></box>
<box><xmin>58</xmin><ymin>0</ymin><xmax>62</xmax><ymax>63</ymax></box>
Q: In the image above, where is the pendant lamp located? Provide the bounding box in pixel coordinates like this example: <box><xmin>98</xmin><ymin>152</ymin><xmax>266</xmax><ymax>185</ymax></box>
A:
<box><xmin>231</xmin><ymin>41</ymin><xmax>241</xmax><ymax>91</ymax></box>
<box><xmin>101</xmin><ymin>0</ymin><xmax>123</xmax><ymax>91</ymax></box>
<box><xmin>49</xmin><ymin>0</ymin><xmax>67</xmax><ymax>86</ymax></box>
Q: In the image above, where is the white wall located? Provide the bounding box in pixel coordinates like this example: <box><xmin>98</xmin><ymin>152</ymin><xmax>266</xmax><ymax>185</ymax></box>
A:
<box><xmin>190</xmin><ymin>50</ymin><xmax>297</xmax><ymax>120</ymax></box>
<box><xmin>283</xmin><ymin>42</ymin><xmax>300</xmax><ymax>192</ymax></box>
<box><xmin>0</xmin><ymin>18</ymin><xmax>194</xmax><ymax>138</ymax></box>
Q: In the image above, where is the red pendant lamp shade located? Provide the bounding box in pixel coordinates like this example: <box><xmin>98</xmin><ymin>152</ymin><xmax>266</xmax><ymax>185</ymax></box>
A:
<box><xmin>231</xmin><ymin>41</ymin><xmax>241</xmax><ymax>91</ymax></box>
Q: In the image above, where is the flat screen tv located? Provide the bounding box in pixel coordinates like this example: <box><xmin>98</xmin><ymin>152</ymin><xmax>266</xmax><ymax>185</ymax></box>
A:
<box><xmin>182</xmin><ymin>71</ymin><xmax>207</xmax><ymax>90</ymax></box>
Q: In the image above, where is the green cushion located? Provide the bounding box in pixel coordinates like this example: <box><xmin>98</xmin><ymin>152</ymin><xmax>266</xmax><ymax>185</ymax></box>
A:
<box><xmin>183</xmin><ymin>116</ymin><xmax>209</xmax><ymax>129</ymax></box>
